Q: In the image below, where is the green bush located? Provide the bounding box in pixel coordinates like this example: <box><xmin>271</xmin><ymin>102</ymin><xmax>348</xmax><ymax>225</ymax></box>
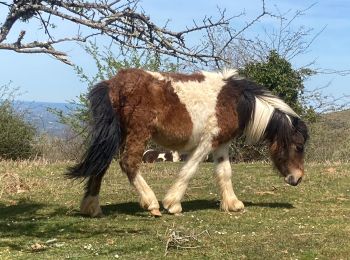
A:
<box><xmin>0</xmin><ymin>100</ymin><xmax>36</xmax><ymax>160</ymax></box>
<box><xmin>239</xmin><ymin>50</ymin><xmax>315</xmax><ymax>117</ymax></box>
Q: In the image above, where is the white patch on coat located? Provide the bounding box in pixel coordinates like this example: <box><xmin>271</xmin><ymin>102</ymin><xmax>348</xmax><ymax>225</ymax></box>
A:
<box><xmin>147</xmin><ymin>70</ymin><xmax>237</xmax><ymax>151</ymax></box>
<box><xmin>146</xmin><ymin>70</ymin><xmax>240</xmax><ymax>214</ymax></box>
<box><xmin>157</xmin><ymin>153</ymin><xmax>166</xmax><ymax>161</ymax></box>
<box><xmin>171</xmin><ymin>151</ymin><xmax>180</xmax><ymax>162</ymax></box>
<box><xmin>245</xmin><ymin>95</ymin><xmax>299</xmax><ymax>145</ymax></box>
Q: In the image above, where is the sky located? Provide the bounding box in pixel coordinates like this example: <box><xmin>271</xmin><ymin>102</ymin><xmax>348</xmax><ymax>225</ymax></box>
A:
<box><xmin>0</xmin><ymin>0</ymin><xmax>349</xmax><ymax>103</ymax></box>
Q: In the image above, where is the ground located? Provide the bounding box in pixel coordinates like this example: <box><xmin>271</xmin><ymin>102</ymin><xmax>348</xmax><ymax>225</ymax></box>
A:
<box><xmin>0</xmin><ymin>160</ymin><xmax>349</xmax><ymax>259</ymax></box>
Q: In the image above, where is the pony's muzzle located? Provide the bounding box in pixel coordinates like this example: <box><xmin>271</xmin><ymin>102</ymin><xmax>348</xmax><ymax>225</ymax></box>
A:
<box><xmin>285</xmin><ymin>174</ymin><xmax>302</xmax><ymax>186</ymax></box>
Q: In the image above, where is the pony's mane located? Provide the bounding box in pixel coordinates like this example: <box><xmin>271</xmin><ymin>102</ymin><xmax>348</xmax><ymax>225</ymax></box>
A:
<box><xmin>245</xmin><ymin>94</ymin><xmax>299</xmax><ymax>144</ymax></box>
<box><xmin>232</xmin><ymin>78</ymin><xmax>299</xmax><ymax>145</ymax></box>
<box><xmin>200</xmin><ymin>68</ymin><xmax>240</xmax><ymax>80</ymax></box>
<box><xmin>221</xmin><ymin>68</ymin><xmax>240</xmax><ymax>79</ymax></box>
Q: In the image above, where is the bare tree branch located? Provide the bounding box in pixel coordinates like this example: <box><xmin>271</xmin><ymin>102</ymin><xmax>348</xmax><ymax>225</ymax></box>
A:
<box><xmin>0</xmin><ymin>0</ymin><xmax>269</xmax><ymax>65</ymax></box>
<box><xmin>198</xmin><ymin>2</ymin><xmax>330</xmax><ymax>71</ymax></box>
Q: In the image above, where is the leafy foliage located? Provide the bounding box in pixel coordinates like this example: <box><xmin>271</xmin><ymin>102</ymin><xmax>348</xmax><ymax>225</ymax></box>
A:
<box><xmin>239</xmin><ymin>50</ymin><xmax>315</xmax><ymax>117</ymax></box>
<box><xmin>0</xmin><ymin>84</ymin><xmax>36</xmax><ymax>159</ymax></box>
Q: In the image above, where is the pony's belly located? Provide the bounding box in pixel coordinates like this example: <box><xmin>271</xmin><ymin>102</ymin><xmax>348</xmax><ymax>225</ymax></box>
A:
<box><xmin>152</xmin><ymin>128</ymin><xmax>193</xmax><ymax>152</ymax></box>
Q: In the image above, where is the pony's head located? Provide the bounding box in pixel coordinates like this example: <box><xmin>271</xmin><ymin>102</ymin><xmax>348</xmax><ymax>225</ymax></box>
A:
<box><xmin>236</xmin><ymin>79</ymin><xmax>309</xmax><ymax>186</ymax></box>
<box><xmin>265</xmin><ymin>112</ymin><xmax>309</xmax><ymax>186</ymax></box>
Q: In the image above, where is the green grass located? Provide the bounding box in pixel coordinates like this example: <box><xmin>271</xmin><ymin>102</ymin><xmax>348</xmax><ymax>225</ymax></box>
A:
<box><xmin>0</xmin><ymin>160</ymin><xmax>350</xmax><ymax>259</ymax></box>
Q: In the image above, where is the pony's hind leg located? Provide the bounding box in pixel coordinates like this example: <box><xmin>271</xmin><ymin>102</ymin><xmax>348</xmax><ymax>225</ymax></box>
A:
<box><xmin>80</xmin><ymin>174</ymin><xmax>105</xmax><ymax>217</ymax></box>
<box><xmin>213</xmin><ymin>144</ymin><xmax>244</xmax><ymax>212</ymax></box>
<box><xmin>120</xmin><ymin>132</ymin><xmax>161</xmax><ymax>217</ymax></box>
<box><xmin>163</xmin><ymin>141</ymin><xmax>212</xmax><ymax>214</ymax></box>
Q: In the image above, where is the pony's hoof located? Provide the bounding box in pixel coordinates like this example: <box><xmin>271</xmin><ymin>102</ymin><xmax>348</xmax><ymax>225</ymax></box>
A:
<box><xmin>92</xmin><ymin>211</ymin><xmax>105</xmax><ymax>218</ymax></box>
<box><xmin>163</xmin><ymin>201</ymin><xmax>182</xmax><ymax>214</ymax></box>
<box><xmin>80</xmin><ymin>195</ymin><xmax>104</xmax><ymax>217</ymax></box>
<box><xmin>150</xmin><ymin>209</ymin><xmax>162</xmax><ymax>217</ymax></box>
<box><xmin>81</xmin><ymin>206</ymin><xmax>104</xmax><ymax>217</ymax></box>
<box><xmin>221</xmin><ymin>199</ymin><xmax>244</xmax><ymax>212</ymax></box>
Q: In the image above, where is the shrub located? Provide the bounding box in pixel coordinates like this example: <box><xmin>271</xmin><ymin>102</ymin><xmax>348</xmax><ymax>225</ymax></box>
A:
<box><xmin>0</xmin><ymin>88</ymin><xmax>37</xmax><ymax>160</ymax></box>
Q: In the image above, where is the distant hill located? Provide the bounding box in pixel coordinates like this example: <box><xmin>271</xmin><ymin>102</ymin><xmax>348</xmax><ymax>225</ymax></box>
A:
<box><xmin>322</xmin><ymin>109</ymin><xmax>350</xmax><ymax>125</ymax></box>
<box><xmin>14</xmin><ymin>101</ymin><xmax>73</xmax><ymax>137</ymax></box>
<box><xmin>307</xmin><ymin>109</ymin><xmax>350</xmax><ymax>162</ymax></box>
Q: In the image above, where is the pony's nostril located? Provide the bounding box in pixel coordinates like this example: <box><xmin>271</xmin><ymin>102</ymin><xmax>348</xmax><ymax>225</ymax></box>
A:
<box><xmin>296</xmin><ymin>176</ymin><xmax>302</xmax><ymax>185</ymax></box>
<box><xmin>285</xmin><ymin>175</ymin><xmax>301</xmax><ymax>186</ymax></box>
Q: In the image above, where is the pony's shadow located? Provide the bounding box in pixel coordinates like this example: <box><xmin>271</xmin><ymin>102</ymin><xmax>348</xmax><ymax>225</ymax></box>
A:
<box><xmin>101</xmin><ymin>199</ymin><xmax>294</xmax><ymax>215</ymax></box>
<box><xmin>181</xmin><ymin>200</ymin><xmax>295</xmax><ymax>211</ymax></box>
<box><xmin>243</xmin><ymin>201</ymin><xmax>295</xmax><ymax>209</ymax></box>
<box><xmin>102</xmin><ymin>202</ymin><xmax>145</xmax><ymax>216</ymax></box>
<box><xmin>101</xmin><ymin>200</ymin><xmax>219</xmax><ymax>216</ymax></box>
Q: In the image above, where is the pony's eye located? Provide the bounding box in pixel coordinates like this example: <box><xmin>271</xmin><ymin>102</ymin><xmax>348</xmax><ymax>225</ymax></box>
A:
<box><xmin>295</xmin><ymin>145</ymin><xmax>304</xmax><ymax>153</ymax></box>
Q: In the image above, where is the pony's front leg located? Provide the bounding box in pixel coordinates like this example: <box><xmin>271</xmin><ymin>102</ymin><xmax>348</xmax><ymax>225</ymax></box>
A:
<box><xmin>132</xmin><ymin>172</ymin><xmax>161</xmax><ymax>216</ymax></box>
<box><xmin>213</xmin><ymin>144</ymin><xmax>244</xmax><ymax>212</ymax></box>
<box><xmin>163</xmin><ymin>142</ymin><xmax>212</xmax><ymax>214</ymax></box>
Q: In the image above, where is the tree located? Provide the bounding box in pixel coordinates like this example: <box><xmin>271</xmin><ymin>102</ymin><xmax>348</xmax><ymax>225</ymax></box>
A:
<box><xmin>0</xmin><ymin>0</ymin><xmax>270</xmax><ymax>65</ymax></box>
<box><xmin>199</xmin><ymin>4</ymin><xmax>325</xmax><ymax>70</ymax></box>
<box><xmin>198</xmin><ymin>4</ymin><xmax>349</xmax><ymax>118</ymax></box>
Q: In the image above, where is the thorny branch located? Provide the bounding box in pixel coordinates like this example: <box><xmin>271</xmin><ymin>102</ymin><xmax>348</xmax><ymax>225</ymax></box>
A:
<box><xmin>0</xmin><ymin>0</ymin><xmax>270</xmax><ymax>65</ymax></box>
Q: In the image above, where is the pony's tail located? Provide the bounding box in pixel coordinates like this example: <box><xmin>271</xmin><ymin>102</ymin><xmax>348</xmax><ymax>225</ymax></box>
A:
<box><xmin>66</xmin><ymin>81</ymin><xmax>121</xmax><ymax>179</ymax></box>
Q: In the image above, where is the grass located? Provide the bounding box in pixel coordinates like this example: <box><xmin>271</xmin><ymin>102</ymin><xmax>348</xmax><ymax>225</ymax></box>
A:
<box><xmin>0</xmin><ymin>160</ymin><xmax>349</xmax><ymax>259</ymax></box>
<box><xmin>307</xmin><ymin>109</ymin><xmax>350</xmax><ymax>162</ymax></box>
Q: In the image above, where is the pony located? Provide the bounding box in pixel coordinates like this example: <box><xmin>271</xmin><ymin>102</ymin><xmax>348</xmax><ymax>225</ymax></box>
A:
<box><xmin>67</xmin><ymin>68</ymin><xmax>309</xmax><ymax>217</ymax></box>
<box><xmin>142</xmin><ymin>149</ymin><xmax>180</xmax><ymax>163</ymax></box>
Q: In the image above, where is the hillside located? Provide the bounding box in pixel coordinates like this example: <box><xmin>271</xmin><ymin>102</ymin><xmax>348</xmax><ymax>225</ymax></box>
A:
<box><xmin>14</xmin><ymin>101</ymin><xmax>71</xmax><ymax>137</ymax></box>
<box><xmin>307</xmin><ymin>109</ymin><xmax>350</xmax><ymax>162</ymax></box>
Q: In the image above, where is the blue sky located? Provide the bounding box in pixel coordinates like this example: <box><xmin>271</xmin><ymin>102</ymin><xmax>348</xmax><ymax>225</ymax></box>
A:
<box><xmin>0</xmin><ymin>0</ymin><xmax>349</xmax><ymax>103</ymax></box>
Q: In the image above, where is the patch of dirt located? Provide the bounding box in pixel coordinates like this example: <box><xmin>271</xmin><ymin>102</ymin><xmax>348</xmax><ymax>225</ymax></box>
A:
<box><xmin>325</xmin><ymin>167</ymin><xmax>337</xmax><ymax>174</ymax></box>
<box><xmin>30</xmin><ymin>243</ymin><xmax>47</xmax><ymax>251</ymax></box>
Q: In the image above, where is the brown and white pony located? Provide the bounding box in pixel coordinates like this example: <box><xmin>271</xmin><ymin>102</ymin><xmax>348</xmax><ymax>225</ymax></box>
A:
<box><xmin>67</xmin><ymin>68</ymin><xmax>308</xmax><ymax>217</ymax></box>
<box><xmin>142</xmin><ymin>149</ymin><xmax>180</xmax><ymax>163</ymax></box>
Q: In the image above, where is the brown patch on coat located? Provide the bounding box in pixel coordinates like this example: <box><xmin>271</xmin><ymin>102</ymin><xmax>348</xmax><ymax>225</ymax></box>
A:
<box><xmin>107</xmin><ymin>68</ymin><xmax>193</xmax><ymax>180</ymax></box>
<box><xmin>212</xmin><ymin>82</ymin><xmax>240</xmax><ymax>148</ymax></box>
<box><xmin>160</xmin><ymin>72</ymin><xmax>205</xmax><ymax>83</ymax></box>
